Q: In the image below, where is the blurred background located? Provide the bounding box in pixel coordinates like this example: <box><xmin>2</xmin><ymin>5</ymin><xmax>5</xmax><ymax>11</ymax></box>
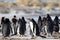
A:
<box><xmin>0</xmin><ymin>0</ymin><xmax>60</xmax><ymax>37</ymax></box>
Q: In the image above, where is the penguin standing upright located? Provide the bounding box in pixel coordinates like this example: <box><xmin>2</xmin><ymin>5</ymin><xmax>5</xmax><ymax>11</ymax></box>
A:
<box><xmin>21</xmin><ymin>17</ymin><xmax>26</xmax><ymax>36</ymax></box>
<box><xmin>18</xmin><ymin>18</ymin><xmax>23</xmax><ymax>36</ymax></box>
<box><xmin>29</xmin><ymin>18</ymin><xmax>37</xmax><ymax>38</ymax></box>
<box><xmin>42</xmin><ymin>17</ymin><xmax>47</xmax><ymax>35</ymax></box>
<box><xmin>29</xmin><ymin>19</ymin><xmax>34</xmax><ymax>36</ymax></box>
<box><xmin>1</xmin><ymin>17</ymin><xmax>5</xmax><ymax>36</ymax></box>
<box><xmin>54</xmin><ymin>16</ymin><xmax>59</xmax><ymax>33</ymax></box>
<box><xmin>47</xmin><ymin>14</ymin><xmax>54</xmax><ymax>36</ymax></box>
<box><xmin>3</xmin><ymin>18</ymin><xmax>12</xmax><ymax>37</ymax></box>
<box><xmin>38</xmin><ymin>16</ymin><xmax>42</xmax><ymax>35</ymax></box>
<box><xmin>12</xmin><ymin>15</ymin><xmax>17</xmax><ymax>35</ymax></box>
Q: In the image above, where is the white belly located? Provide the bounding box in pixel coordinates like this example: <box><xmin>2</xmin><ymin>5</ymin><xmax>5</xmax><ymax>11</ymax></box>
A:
<box><xmin>30</xmin><ymin>22</ymin><xmax>33</xmax><ymax>32</ymax></box>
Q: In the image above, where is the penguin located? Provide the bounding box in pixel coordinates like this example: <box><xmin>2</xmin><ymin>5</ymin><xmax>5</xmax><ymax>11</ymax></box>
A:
<box><xmin>38</xmin><ymin>16</ymin><xmax>42</xmax><ymax>35</ymax></box>
<box><xmin>12</xmin><ymin>15</ymin><xmax>18</xmax><ymax>35</ymax></box>
<box><xmin>18</xmin><ymin>18</ymin><xmax>23</xmax><ymax>36</ymax></box>
<box><xmin>42</xmin><ymin>17</ymin><xmax>47</xmax><ymax>35</ymax></box>
<box><xmin>29</xmin><ymin>18</ymin><xmax>36</xmax><ymax>39</ymax></box>
<box><xmin>47</xmin><ymin>14</ymin><xmax>54</xmax><ymax>36</ymax></box>
<box><xmin>3</xmin><ymin>18</ymin><xmax>12</xmax><ymax>37</ymax></box>
<box><xmin>54</xmin><ymin>16</ymin><xmax>59</xmax><ymax>33</ymax></box>
<box><xmin>21</xmin><ymin>17</ymin><xmax>26</xmax><ymax>36</ymax></box>
<box><xmin>1</xmin><ymin>17</ymin><xmax>5</xmax><ymax>36</ymax></box>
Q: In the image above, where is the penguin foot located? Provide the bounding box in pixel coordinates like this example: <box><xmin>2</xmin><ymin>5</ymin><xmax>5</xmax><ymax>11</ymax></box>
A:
<box><xmin>31</xmin><ymin>36</ymin><xmax>36</xmax><ymax>39</ymax></box>
<box><xmin>47</xmin><ymin>34</ymin><xmax>51</xmax><ymax>37</ymax></box>
<box><xmin>40</xmin><ymin>35</ymin><xmax>46</xmax><ymax>38</ymax></box>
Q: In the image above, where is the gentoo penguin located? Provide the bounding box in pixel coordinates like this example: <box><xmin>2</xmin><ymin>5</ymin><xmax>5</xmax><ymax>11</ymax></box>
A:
<box><xmin>12</xmin><ymin>15</ymin><xmax>18</xmax><ymax>35</ymax></box>
<box><xmin>3</xmin><ymin>18</ymin><xmax>12</xmax><ymax>37</ymax></box>
<box><xmin>18</xmin><ymin>18</ymin><xmax>24</xmax><ymax>36</ymax></box>
<box><xmin>47</xmin><ymin>14</ymin><xmax>54</xmax><ymax>36</ymax></box>
<box><xmin>1</xmin><ymin>17</ymin><xmax>5</xmax><ymax>36</ymax></box>
<box><xmin>29</xmin><ymin>18</ymin><xmax>36</xmax><ymax>39</ymax></box>
<box><xmin>41</xmin><ymin>17</ymin><xmax>48</xmax><ymax>37</ymax></box>
<box><xmin>54</xmin><ymin>16</ymin><xmax>59</xmax><ymax>33</ymax></box>
<box><xmin>38</xmin><ymin>16</ymin><xmax>42</xmax><ymax>35</ymax></box>
<box><xmin>21</xmin><ymin>17</ymin><xmax>26</xmax><ymax>36</ymax></box>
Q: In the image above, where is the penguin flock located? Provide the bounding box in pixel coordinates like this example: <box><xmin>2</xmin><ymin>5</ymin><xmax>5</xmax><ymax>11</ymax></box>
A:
<box><xmin>0</xmin><ymin>14</ymin><xmax>60</xmax><ymax>39</ymax></box>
